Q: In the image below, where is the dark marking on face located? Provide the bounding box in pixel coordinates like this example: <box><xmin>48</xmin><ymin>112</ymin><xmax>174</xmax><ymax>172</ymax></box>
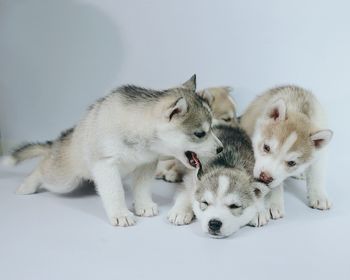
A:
<box><xmin>254</xmin><ymin>188</ymin><xmax>262</xmax><ymax>198</ymax></box>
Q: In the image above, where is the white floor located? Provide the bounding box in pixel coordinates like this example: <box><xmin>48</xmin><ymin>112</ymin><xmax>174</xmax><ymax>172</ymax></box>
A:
<box><xmin>0</xmin><ymin>158</ymin><xmax>349</xmax><ymax>280</ymax></box>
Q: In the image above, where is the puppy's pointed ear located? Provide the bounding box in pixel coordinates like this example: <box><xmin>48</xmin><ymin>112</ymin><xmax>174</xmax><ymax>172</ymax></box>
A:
<box><xmin>310</xmin><ymin>129</ymin><xmax>333</xmax><ymax>149</ymax></box>
<box><xmin>266</xmin><ymin>99</ymin><xmax>287</xmax><ymax>121</ymax></box>
<box><xmin>197</xmin><ymin>89</ymin><xmax>214</xmax><ymax>106</ymax></box>
<box><xmin>165</xmin><ymin>97</ymin><xmax>188</xmax><ymax>121</ymax></box>
<box><xmin>252</xmin><ymin>182</ymin><xmax>270</xmax><ymax>199</ymax></box>
<box><xmin>182</xmin><ymin>74</ymin><xmax>196</xmax><ymax>91</ymax></box>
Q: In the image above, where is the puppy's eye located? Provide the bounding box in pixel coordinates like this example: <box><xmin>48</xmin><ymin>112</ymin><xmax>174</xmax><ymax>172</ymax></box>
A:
<box><xmin>228</xmin><ymin>204</ymin><xmax>240</xmax><ymax>209</ymax></box>
<box><xmin>287</xmin><ymin>161</ymin><xmax>296</xmax><ymax>167</ymax></box>
<box><xmin>194</xmin><ymin>131</ymin><xmax>206</xmax><ymax>138</ymax></box>
<box><xmin>263</xmin><ymin>144</ymin><xmax>270</xmax><ymax>153</ymax></box>
<box><xmin>200</xmin><ymin>201</ymin><xmax>209</xmax><ymax>210</ymax></box>
<box><xmin>222</xmin><ymin>118</ymin><xmax>231</xmax><ymax>122</ymax></box>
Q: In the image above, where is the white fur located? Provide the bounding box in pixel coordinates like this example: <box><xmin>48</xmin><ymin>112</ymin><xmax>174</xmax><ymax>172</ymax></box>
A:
<box><xmin>2</xmin><ymin>156</ymin><xmax>17</xmax><ymax>167</ymax></box>
<box><xmin>193</xmin><ymin>200</ymin><xmax>258</xmax><ymax>238</ymax></box>
<box><xmin>218</xmin><ymin>175</ymin><xmax>230</xmax><ymax>198</ymax></box>
<box><xmin>253</xmin><ymin>132</ymin><xmax>300</xmax><ymax>187</ymax></box>
<box><xmin>241</xmin><ymin>86</ymin><xmax>334</xmax><ymax>225</ymax></box>
<box><xmin>10</xmin><ymin>77</ymin><xmax>223</xmax><ymax>226</ymax></box>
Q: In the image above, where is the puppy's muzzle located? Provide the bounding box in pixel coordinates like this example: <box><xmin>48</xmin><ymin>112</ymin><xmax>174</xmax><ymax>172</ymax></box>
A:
<box><xmin>208</xmin><ymin>219</ymin><xmax>222</xmax><ymax>233</ymax></box>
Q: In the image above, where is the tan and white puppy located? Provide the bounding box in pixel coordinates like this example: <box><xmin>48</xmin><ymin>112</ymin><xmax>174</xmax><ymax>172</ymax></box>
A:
<box><xmin>155</xmin><ymin>87</ymin><xmax>237</xmax><ymax>183</ymax></box>
<box><xmin>240</xmin><ymin>85</ymin><xmax>333</xmax><ymax>226</ymax></box>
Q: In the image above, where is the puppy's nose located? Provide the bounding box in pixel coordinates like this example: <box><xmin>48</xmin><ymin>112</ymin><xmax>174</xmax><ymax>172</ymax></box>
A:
<box><xmin>259</xmin><ymin>172</ymin><xmax>273</xmax><ymax>185</ymax></box>
<box><xmin>216</xmin><ymin>146</ymin><xmax>223</xmax><ymax>154</ymax></box>
<box><xmin>208</xmin><ymin>219</ymin><xmax>222</xmax><ymax>232</ymax></box>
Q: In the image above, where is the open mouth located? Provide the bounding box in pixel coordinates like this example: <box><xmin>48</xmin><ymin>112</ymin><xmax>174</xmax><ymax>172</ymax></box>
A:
<box><xmin>185</xmin><ymin>151</ymin><xmax>201</xmax><ymax>168</ymax></box>
<box><xmin>255</xmin><ymin>178</ymin><xmax>273</xmax><ymax>188</ymax></box>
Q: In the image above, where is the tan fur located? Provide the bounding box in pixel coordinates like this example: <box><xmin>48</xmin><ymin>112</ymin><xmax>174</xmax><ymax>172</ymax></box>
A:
<box><xmin>241</xmin><ymin>85</ymin><xmax>333</xmax><ymax>225</ymax></box>
<box><xmin>241</xmin><ymin>85</ymin><xmax>326</xmax><ymax>136</ymax></box>
<box><xmin>199</xmin><ymin>87</ymin><xmax>238</xmax><ymax>126</ymax></box>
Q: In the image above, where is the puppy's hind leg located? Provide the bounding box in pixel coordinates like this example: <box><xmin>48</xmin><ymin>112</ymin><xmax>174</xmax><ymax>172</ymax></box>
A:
<box><xmin>132</xmin><ymin>162</ymin><xmax>158</xmax><ymax>217</ymax></box>
<box><xmin>16</xmin><ymin>168</ymin><xmax>42</xmax><ymax>195</ymax></box>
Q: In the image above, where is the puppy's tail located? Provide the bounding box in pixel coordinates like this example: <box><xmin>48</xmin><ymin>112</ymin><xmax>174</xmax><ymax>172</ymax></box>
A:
<box><xmin>2</xmin><ymin>141</ymin><xmax>52</xmax><ymax>166</ymax></box>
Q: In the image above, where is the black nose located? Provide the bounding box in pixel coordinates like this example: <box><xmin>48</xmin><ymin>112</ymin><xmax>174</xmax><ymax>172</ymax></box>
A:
<box><xmin>208</xmin><ymin>219</ymin><xmax>222</xmax><ymax>232</ymax></box>
<box><xmin>216</xmin><ymin>146</ymin><xmax>223</xmax><ymax>154</ymax></box>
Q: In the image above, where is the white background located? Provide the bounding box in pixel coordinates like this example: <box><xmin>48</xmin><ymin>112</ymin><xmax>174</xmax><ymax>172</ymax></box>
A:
<box><xmin>0</xmin><ymin>1</ymin><xmax>349</xmax><ymax>280</ymax></box>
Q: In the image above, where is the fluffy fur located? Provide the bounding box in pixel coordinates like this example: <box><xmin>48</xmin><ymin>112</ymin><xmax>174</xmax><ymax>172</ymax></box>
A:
<box><xmin>167</xmin><ymin>124</ymin><xmax>269</xmax><ymax>238</ymax></box>
<box><xmin>240</xmin><ymin>85</ymin><xmax>333</xmax><ymax>226</ymax></box>
<box><xmin>155</xmin><ymin>86</ymin><xmax>237</xmax><ymax>183</ymax></box>
<box><xmin>5</xmin><ymin>75</ymin><xmax>223</xmax><ymax>226</ymax></box>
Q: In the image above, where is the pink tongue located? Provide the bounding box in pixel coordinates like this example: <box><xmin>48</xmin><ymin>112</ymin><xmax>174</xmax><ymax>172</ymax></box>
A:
<box><xmin>192</xmin><ymin>154</ymin><xmax>200</xmax><ymax>168</ymax></box>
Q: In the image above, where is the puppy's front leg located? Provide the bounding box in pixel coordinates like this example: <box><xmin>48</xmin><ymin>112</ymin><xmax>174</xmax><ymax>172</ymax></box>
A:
<box><xmin>167</xmin><ymin>186</ymin><xmax>194</xmax><ymax>225</ymax></box>
<box><xmin>306</xmin><ymin>152</ymin><xmax>331</xmax><ymax>210</ymax></box>
<box><xmin>92</xmin><ymin>160</ymin><xmax>136</xmax><ymax>226</ymax></box>
<box><xmin>267</xmin><ymin>184</ymin><xmax>285</xmax><ymax>220</ymax></box>
<box><xmin>132</xmin><ymin>162</ymin><xmax>158</xmax><ymax>217</ymax></box>
<box><xmin>250</xmin><ymin>184</ymin><xmax>284</xmax><ymax>227</ymax></box>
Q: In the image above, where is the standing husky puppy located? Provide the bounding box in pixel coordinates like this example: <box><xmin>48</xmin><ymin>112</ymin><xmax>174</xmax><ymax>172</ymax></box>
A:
<box><xmin>240</xmin><ymin>86</ymin><xmax>333</xmax><ymax>226</ymax></box>
<box><xmin>3</xmin><ymin>75</ymin><xmax>223</xmax><ymax>226</ymax></box>
<box><xmin>168</xmin><ymin>124</ymin><xmax>269</xmax><ymax>238</ymax></box>
<box><xmin>155</xmin><ymin>86</ymin><xmax>237</xmax><ymax>183</ymax></box>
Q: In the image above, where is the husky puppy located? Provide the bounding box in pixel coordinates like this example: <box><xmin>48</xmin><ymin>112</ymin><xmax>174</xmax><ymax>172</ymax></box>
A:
<box><xmin>3</xmin><ymin>75</ymin><xmax>223</xmax><ymax>226</ymax></box>
<box><xmin>155</xmin><ymin>86</ymin><xmax>237</xmax><ymax>183</ymax></box>
<box><xmin>168</xmin><ymin>124</ymin><xmax>269</xmax><ymax>238</ymax></box>
<box><xmin>240</xmin><ymin>86</ymin><xmax>333</xmax><ymax>226</ymax></box>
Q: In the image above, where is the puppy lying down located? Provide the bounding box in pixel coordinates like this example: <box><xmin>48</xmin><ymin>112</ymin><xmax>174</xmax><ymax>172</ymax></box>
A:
<box><xmin>169</xmin><ymin>124</ymin><xmax>270</xmax><ymax>238</ymax></box>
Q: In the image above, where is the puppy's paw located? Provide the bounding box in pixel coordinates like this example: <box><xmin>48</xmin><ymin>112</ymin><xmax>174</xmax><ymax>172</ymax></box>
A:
<box><xmin>164</xmin><ymin>169</ymin><xmax>183</xmax><ymax>183</ymax></box>
<box><xmin>249</xmin><ymin>210</ymin><xmax>270</xmax><ymax>227</ymax></box>
<box><xmin>16</xmin><ymin>183</ymin><xmax>37</xmax><ymax>195</ymax></box>
<box><xmin>109</xmin><ymin>210</ymin><xmax>136</xmax><ymax>227</ymax></box>
<box><xmin>269</xmin><ymin>206</ymin><xmax>285</xmax><ymax>220</ymax></box>
<box><xmin>134</xmin><ymin>202</ymin><xmax>158</xmax><ymax>217</ymax></box>
<box><xmin>156</xmin><ymin>169</ymin><xmax>182</xmax><ymax>183</ymax></box>
<box><xmin>308</xmin><ymin>194</ymin><xmax>332</xmax><ymax>210</ymax></box>
<box><xmin>167</xmin><ymin>209</ymin><xmax>194</xmax><ymax>225</ymax></box>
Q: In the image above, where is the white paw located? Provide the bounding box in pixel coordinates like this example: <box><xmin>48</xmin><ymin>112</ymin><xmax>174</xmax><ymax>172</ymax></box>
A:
<box><xmin>109</xmin><ymin>210</ymin><xmax>136</xmax><ymax>227</ymax></box>
<box><xmin>309</xmin><ymin>194</ymin><xmax>332</xmax><ymax>210</ymax></box>
<box><xmin>269</xmin><ymin>206</ymin><xmax>285</xmax><ymax>220</ymax></box>
<box><xmin>134</xmin><ymin>202</ymin><xmax>158</xmax><ymax>217</ymax></box>
<box><xmin>16</xmin><ymin>184</ymin><xmax>37</xmax><ymax>195</ymax></box>
<box><xmin>249</xmin><ymin>210</ymin><xmax>270</xmax><ymax>227</ymax></box>
<box><xmin>167</xmin><ymin>209</ymin><xmax>194</xmax><ymax>225</ymax></box>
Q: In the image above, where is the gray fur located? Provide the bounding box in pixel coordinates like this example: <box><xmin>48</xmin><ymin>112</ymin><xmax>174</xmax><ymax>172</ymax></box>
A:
<box><xmin>6</xmin><ymin>75</ymin><xmax>223</xmax><ymax>226</ymax></box>
<box><xmin>190</xmin><ymin>123</ymin><xmax>268</xmax><ymax>237</ymax></box>
<box><xmin>195</xmin><ymin>124</ymin><xmax>257</xmax><ymax>205</ymax></box>
<box><xmin>199</xmin><ymin>125</ymin><xmax>254</xmax><ymax>178</ymax></box>
<box><xmin>117</xmin><ymin>85</ymin><xmax>170</xmax><ymax>103</ymax></box>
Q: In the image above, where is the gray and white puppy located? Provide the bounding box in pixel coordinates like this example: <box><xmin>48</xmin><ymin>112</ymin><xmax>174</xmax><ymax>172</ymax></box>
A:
<box><xmin>169</xmin><ymin>124</ymin><xmax>269</xmax><ymax>238</ymax></box>
<box><xmin>156</xmin><ymin>86</ymin><xmax>237</xmax><ymax>183</ymax></box>
<box><xmin>3</xmin><ymin>75</ymin><xmax>223</xmax><ymax>226</ymax></box>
